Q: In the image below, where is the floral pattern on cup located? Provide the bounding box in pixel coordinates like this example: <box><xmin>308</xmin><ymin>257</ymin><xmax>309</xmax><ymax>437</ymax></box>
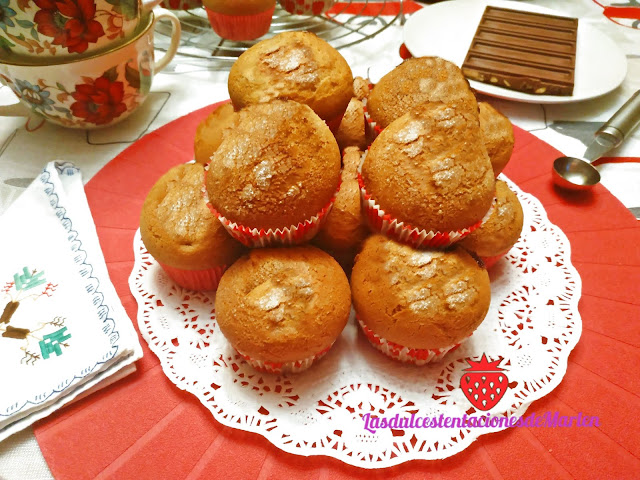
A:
<box><xmin>0</xmin><ymin>8</ymin><xmax>180</xmax><ymax>129</ymax></box>
<box><xmin>2</xmin><ymin>57</ymin><xmax>150</xmax><ymax>127</ymax></box>
<box><xmin>0</xmin><ymin>0</ymin><xmax>140</xmax><ymax>57</ymax></box>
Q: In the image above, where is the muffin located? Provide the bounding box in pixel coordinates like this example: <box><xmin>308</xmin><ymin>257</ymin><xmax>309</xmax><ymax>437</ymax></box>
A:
<box><xmin>341</xmin><ymin>145</ymin><xmax>363</xmax><ymax>177</ymax></box>
<box><xmin>334</xmin><ymin>97</ymin><xmax>367</xmax><ymax>151</ymax></box>
<box><xmin>278</xmin><ymin>0</ymin><xmax>335</xmax><ymax>15</ymax></box>
<box><xmin>203</xmin><ymin>0</ymin><xmax>275</xmax><ymax>41</ymax></box>
<box><xmin>459</xmin><ymin>180</ymin><xmax>524</xmax><ymax>268</ymax></box>
<box><xmin>366</xmin><ymin>56</ymin><xmax>478</xmax><ymax>132</ymax></box>
<box><xmin>351</xmin><ymin>235</ymin><xmax>491</xmax><ymax>365</ymax></box>
<box><xmin>215</xmin><ymin>246</ymin><xmax>352</xmax><ymax>374</ymax></box>
<box><xmin>194</xmin><ymin>102</ymin><xmax>238</xmax><ymax>165</ymax></box>
<box><xmin>313</xmin><ymin>148</ymin><xmax>369</xmax><ymax>274</ymax></box>
<box><xmin>228</xmin><ymin>32</ymin><xmax>353</xmax><ymax>130</ymax></box>
<box><xmin>479</xmin><ymin>102</ymin><xmax>515</xmax><ymax>177</ymax></box>
<box><xmin>140</xmin><ymin>162</ymin><xmax>245</xmax><ymax>291</ymax></box>
<box><xmin>352</xmin><ymin>76</ymin><xmax>370</xmax><ymax>101</ymax></box>
<box><xmin>360</xmin><ymin>101</ymin><xmax>495</xmax><ymax>248</ymax></box>
<box><xmin>205</xmin><ymin>100</ymin><xmax>341</xmax><ymax>247</ymax></box>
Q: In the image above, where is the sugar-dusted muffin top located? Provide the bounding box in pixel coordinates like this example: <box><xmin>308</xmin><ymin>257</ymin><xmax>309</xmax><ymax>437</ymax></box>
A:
<box><xmin>361</xmin><ymin>101</ymin><xmax>495</xmax><ymax>233</ymax></box>
<box><xmin>205</xmin><ymin>100</ymin><xmax>341</xmax><ymax>230</ymax></box>
<box><xmin>140</xmin><ymin>162</ymin><xmax>245</xmax><ymax>270</ymax></box>
<box><xmin>351</xmin><ymin>235</ymin><xmax>491</xmax><ymax>350</ymax></box>
<box><xmin>479</xmin><ymin>102</ymin><xmax>515</xmax><ymax>177</ymax></box>
<box><xmin>193</xmin><ymin>102</ymin><xmax>238</xmax><ymax>165</ymax></box>
<box><xmin>367</xmin><ymin>56</ymin><xmax>478</xmax><ymax>129</ymax></box>
<box><xmin>215</xmin><ymin>246</ymin><xmax>352</xmax><ymax>363</ymax></box>
<box><xmin>203</xmin><ymin>0</ymin><xmax>275</xmax><ymax>15</ymax></box>
<box><xmin>228</xmin><ymin>31</ymin><xmax>353</xmax><ymax>121</ymax></box>
<box><xmin>459</xmin><ymin>180</ymin><xmax>524</xmax><ymax>258</ymax></box>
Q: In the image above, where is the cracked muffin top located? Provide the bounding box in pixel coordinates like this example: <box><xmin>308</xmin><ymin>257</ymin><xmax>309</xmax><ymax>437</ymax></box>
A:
<box><xmin>351</xmin><ymin>235</ymin><xmax>491</xmax><ymax>350</ymax></box>
<box><xmin>367</xmin><ymin>56</ymin><xmax>478</xmax><ymax>130</ymax></box>
<box><xmin>215</xmin><ymin>246</ymin><xmax>351</xmax><ymax>363</ymax></box>
<box><xmin>140</xmin><ymin>162</ymin><xmax>244</xmax><ymax>270</ymax></box>
<box><xmin>361</xmin><ymin>101</ymin><xmax>495</xmax><ymax>233</ymax></box>
<box><xmin>228</xmin><ymin>31</ymin><xmax>353</xmax><ymax>122</ymax></box>
<box><xmin>205</xmin><ymin>100</ymin><xmax>341</xmax><ymax>230</ymax></box>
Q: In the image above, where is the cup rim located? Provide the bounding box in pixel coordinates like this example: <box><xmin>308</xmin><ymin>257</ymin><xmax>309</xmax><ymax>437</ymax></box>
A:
<box><xmin>0</xmin><ymin>12</ymin><xmax>156</xmax><ymax>67</ymax></box>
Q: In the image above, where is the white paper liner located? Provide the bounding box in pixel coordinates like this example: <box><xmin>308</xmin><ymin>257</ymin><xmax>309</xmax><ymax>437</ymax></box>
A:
<box><xmin>236</xmin><ymin>344</ymin><xmax>333</xmax><ymax>375</ymax></box>
<box><xmin>358</xmin><ymin>171</ymin><xmax>496</xmax><ymax>248</ymax></box>
<box><xmin>356</xmin><ymin>316</ymin><xmax>464</xmax><ymax>366</ymax></box>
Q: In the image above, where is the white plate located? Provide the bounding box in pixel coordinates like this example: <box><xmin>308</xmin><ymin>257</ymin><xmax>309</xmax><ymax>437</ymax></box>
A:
<box><xmin>403</xmin><ymin>0</ymin><xmax>628</xmax><ymax>104</ymax></box>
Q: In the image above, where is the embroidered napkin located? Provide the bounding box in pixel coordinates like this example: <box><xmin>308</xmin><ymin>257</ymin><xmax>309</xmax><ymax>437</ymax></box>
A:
<box><xmin>0</xmin><ymin>161</ymin><xmax>143</xmax><ymax>441</ymax></box>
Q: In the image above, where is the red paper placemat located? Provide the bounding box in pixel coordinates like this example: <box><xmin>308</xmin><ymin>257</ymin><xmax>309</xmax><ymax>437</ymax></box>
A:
<box><xmin>33</xmin><ymin>103</ymin><xmax>640</xmax><ymax>479</ymax></box>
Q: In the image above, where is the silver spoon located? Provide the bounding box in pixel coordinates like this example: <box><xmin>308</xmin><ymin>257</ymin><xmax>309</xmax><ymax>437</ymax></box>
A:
<box><xmin>552</xmin><ymin>90</ymin><xmax>640</xmax><ymax>191</ymax></box>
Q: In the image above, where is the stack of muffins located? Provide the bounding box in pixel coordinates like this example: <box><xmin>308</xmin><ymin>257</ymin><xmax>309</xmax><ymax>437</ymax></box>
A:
<box><xmin>140</xmin><ymin>32</ymin><xmax>524</xmax><ymax>373</ymax></box>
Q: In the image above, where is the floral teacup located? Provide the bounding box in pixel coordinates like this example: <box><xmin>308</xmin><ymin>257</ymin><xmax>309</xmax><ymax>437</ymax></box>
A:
<box><xmin>0</xmin><ymin>0</ymin><xmax>162</xmax><ymax>59</ymax></box>
<box><xmin>0</xmin><ymin>8</ymin><xmax>180</xmax><ymax>129</ymax></box>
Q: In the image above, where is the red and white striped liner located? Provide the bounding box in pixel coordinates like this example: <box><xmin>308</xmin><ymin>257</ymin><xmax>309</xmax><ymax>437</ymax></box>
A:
<box><xmin>481</xmin><ymin>251</ymin><xmax>509</xmax><ymax>270</ymax></box>
<box><xmin>357</xmin><ymin>315</ymin><xmax>465</xmax><ymax>366</ymax></box>
<box><xmin>236</xmin><ymin>344</ymin><xmax>334</xmax><ymax>374</ymax></box>
<box><xmin>357</xmin><ymin>172</ymin><xmax>496</xmax><ymax>249</ymax></box>
<box><xmin>157</xmin><ymin>262</ymin><xmax>227</xmax><ymax>291</ymax></box>
<box><xmin>203</xmin><ymin>163</ymin><xmax>340</xmax><ymax>248</ymax></box>
<box><xmin>361</xmin><ymin>90</ymin><xmax>383</xmax><ymax>142</ymax></box>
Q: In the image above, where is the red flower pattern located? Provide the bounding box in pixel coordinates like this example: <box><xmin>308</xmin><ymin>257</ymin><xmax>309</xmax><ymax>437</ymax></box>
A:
<box><xmin>33</xmin><ymin>0</ymin><xmax>105</xmax><ymax>54</ymax></box>
<box><xmin>70</xmin><ymin>75</ymin><xmax>127</xmax><ymax>125</ymax></box>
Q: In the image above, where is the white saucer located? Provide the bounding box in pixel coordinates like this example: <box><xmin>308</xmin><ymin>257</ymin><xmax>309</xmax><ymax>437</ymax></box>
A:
<box><xmin>403</xmin><ymin>0</ymin><xmax>628</xmax><ymax>104</ymax></box>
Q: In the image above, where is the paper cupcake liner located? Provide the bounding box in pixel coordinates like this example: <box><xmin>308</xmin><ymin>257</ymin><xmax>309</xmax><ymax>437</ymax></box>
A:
<box><xmin>205</xmin><ymin>5</ymin><xmax>275</xmax><ymax>41</ymax></box>
<box><xmin>357</xmin><ymin>173</ymin><xmax>495</xmax><ymax>249</ymax></box>
<box><xmin>236</xmin><ymin>344</ymin><xmax>333</xmax><ymax>374</ymax></box>
<box><xmin>157</xmin><ymin>262</ymin><xmax>227</xmax><ymax>291</ymax></box>
<box><xmin>278</xmin><ymin>0</ymin><xmax>335</xmax><ymax>15</ymax></box>
<box><xmin>481</xmin><ymin>250</ymin><xmax>511</xmax><ymax>269</ymax></box>
<box><xmin>356</xmin><ymin>315</ymin><xmax>463</xmax><ymax>366</ymax></box>
<box><xmin>203</xmin><ymin>164</ymin><xmax>339</xmax><ymax>248</ymax></box>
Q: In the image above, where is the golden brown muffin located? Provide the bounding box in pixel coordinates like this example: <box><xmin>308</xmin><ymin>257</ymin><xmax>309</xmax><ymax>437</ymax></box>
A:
<box><xmin>479</xmin><ymin>102</ymin><xmax>515</xmax><ymax>177</ymax></box>
<box><xmin>228</xmin><ymin>32</ymin><xmax>353</xmax><ymax>122</ymax></box>
<box><xmin>140</xmin><ymin>163</ymin><xmax>245</xmax><ymax>290</ymax></box>
<box><xmin>341</xmin><ymin>146</ymin><xmax>363</xmax><ymax>176</ymax></box>
<box><xmin>206</xmin><ymin>100</ymin><xmax>341</xmax><ymax>231</ymax></box>
<box><xmin>314</xmin><ymin>167</ymin><xmax>368</xmax><ymax>252</ymax></box>
<box><xmin>459</xmin><ymin>180</ymin><xmax>523</xmax><ymax>258</ymax></box>
<box><xmin>353</xmin><ymin>76</ymin><xmax>370</xmax><ymax>101</ymax></box>
<box><xmin>351</xmin><ymin>235</ymin><xmax>491</xmax><ymax>351</ymax></box>
<box><xmin>203</xmin><ymin>0</ymin><xmax>274</xmax><ymax>14</ymax></box>
<box><xmin>361</xmin><ymin>101</ymin><xmax>495</xmax><ymax>233</ymax></box>
<box><xmin>215</xmin><ymin>246</ymin><xmax>352</xmax><ymax>366</ymax></box>
<box><xmin>193</xmin><ymin>102</ymin><xmax>238</xmax><ymax>165</ymax></box>
<box><xmin>334</xmin><ymin>97</ymin><xmax>367</xmax><ymax>151</ymax></box>
<box><xmin>367</xmin><ymin>56</ymin><xmax>478</xmax><ymax>130</ymax></box>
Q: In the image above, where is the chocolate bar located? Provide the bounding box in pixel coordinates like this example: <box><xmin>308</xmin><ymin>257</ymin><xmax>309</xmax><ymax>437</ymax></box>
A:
<box><xmin>461</xmin><ymin>7</ymin><xmax>578</xmax><ymax>96</ymax></box>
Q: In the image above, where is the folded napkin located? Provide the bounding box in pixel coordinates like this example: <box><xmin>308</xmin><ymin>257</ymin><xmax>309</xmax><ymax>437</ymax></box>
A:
<box><xmin>0</xmin><ymin>162</ymin><xmax>143</xmax><ymax>441</ymax></box>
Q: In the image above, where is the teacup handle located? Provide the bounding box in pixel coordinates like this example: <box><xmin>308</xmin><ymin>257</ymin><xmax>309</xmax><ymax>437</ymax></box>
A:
<box><xmin>0</xmin><ymin>102</ymin><xmax>29</xmax><ymax>117</ymax></box>
<box><xmin>151</xmin><ymin>8</ymin><xmax>182</xmax><ymax>73</ymax></box>
<box><xmin>141</xmin><ymin>0</ymin><xmax>163</xmax><ymax>14</ymax></box>
<box><xmin>0</xmin><ymin>102</ymin><xmax>45</xmax><ymax>130</ymax></box>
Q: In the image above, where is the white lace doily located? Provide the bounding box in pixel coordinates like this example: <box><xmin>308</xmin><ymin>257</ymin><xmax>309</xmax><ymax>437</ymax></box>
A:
<box><xmin>129</xmin><ymin>176</ymin><xmax>582</xmax><ymax>467</ymax></box>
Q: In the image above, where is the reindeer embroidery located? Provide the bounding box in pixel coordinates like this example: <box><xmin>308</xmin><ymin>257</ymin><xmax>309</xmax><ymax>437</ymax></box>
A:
<box><xmin>1</xmin><ymin>267</ymin><xmax>70</xmax><ymax>365</ymax></box>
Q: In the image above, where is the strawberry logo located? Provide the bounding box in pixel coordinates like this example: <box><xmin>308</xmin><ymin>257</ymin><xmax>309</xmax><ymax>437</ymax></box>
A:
<box><xmin>460</xmin><ymin>354</ymin><xmax>509</xmax><ymax>411</ymax></box>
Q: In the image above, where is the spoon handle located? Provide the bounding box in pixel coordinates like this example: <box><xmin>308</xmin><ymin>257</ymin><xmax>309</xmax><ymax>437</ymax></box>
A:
<box><xmin>597</xmin><ymin>90</ymin><xmax>640</xmax><ymax>146</ymax></box>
